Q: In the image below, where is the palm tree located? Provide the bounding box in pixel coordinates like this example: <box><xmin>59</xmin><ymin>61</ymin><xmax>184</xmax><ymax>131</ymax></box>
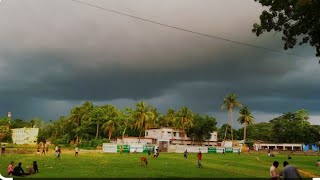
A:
<box><xmin>132</xmin><ymin>101</ymin><xmax>155</xmax><ymax>143</ymax></box>
<box><xmin>221</xmin><ymin>93</ymin><xmax>242</xmax><ymax>142</ymax></box>
<box><xmin>119</xmin><ymin>108</ymin><xmax>133</xmax><ymax>142</ymax></box>
<box><xmin>101</xmin><ymin>105</ymin><xmax>119</xmax><ymax>140</ymax></box>
<box><xmin>151</xmin><ymin>107</ymin><xmax>161</xmax><ymax>128</ymax></box>
<box><xmin>175</xmin><ymin>107</ymin><xmax>194</xmax><ymax>145</ymax></box>
<box><xmin>69</xmin><ymin>106</ymin><xmax>82</xmax><ymax>144</ymax></box>
<box><xmin>237</xmin><ymin>107</ymin><xmax>254</xmax><ymax>144</ymax></box>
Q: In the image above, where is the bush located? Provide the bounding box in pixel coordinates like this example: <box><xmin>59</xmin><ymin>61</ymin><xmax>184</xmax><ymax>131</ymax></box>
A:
<box><xmin>79</xmin><ymin>138</ymin><xmax>109</xmax><ymax>149</ymax></box>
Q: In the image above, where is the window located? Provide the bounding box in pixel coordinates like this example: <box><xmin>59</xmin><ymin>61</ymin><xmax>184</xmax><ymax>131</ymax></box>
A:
<box><xmin>146</xmin><ymin>132</ymin><xmax>148</xmax><ymax>136</ymax></box>
<box><xmin>174</xmin><ymin>132</ymin><xmax>176</xmax><ymax>137</ymax></box>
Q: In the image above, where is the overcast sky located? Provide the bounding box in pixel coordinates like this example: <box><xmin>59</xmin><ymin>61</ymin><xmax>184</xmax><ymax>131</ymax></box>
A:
<box><xmin>0</xmin><ymin>0</ymin><xmax>319</xmax><ymax>128</ymax></box>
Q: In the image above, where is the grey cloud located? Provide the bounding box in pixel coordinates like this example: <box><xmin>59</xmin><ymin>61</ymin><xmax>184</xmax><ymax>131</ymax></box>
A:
<box><xmin>0</xmin><ymin>0</ymin><xmax>319</xmax><ymax>124</ymax></box>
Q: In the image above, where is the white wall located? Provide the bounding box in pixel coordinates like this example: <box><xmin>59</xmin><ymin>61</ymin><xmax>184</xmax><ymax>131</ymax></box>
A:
<box><xmin>117</xmin><ymin>138</ymin><xmax>152</xmax><ymax>145</ymax></box>
<box><xmin>12</xmin><ymin>128</ymin><xmax>39</xmax><ymax>145</ymax></box>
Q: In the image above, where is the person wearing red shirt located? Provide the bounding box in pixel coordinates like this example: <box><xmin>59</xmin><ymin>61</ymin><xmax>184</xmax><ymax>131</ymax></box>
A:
<box><xmin>7</xmin><ymin>162</ymin><xmax>14</xmax><ymax>176</ymax></box>
<box><xmin>197</xmin><ymin>151</ymin><xmax>202</xmax><ymax>168</ymax></box>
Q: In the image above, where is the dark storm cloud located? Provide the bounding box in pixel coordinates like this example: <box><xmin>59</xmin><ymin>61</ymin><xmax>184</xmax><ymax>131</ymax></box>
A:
<box><xmin>0</xmin><ymin>0</ymin><xmax>319</xmax><ymax>123</ymax></box>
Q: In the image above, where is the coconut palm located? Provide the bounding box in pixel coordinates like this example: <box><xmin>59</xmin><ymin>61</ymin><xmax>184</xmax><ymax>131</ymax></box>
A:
<box><xmin>237</xmin><ymin>107</ymin><xmax>254</xmax><ymax>144</ymax></box>
<box><xmin>132</xmin><ymin>101</ymin><xmax>155</xmax><ymax>143</ymax></box>
<box><xmin>101</xmin><ymin>105</ymin><xmax>119</xmax><ymax>140</ymax></box>
<box><xmin>164</xmin><ymin>108</ymin><xmax>176</xmax><ymax>142</ymax></box>
<box><xmin>175</xmin><ymin>107</ymin><xmax>194</xmax><ymax>145</ymax></box>
<box><xmin>118</xmin><ymin>108</ymin><xmax>133</xmax><ymax>141</ymax></box>
<box><xmin>221</xmin><ymin>93</ymin><xmax>242</xmax><ymax>142</ymax></box>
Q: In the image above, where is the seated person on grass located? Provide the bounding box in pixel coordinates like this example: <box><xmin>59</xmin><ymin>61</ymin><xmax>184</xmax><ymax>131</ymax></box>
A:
<box><xmin>7</xmin><ymin>162</ymin><xmax>14</xmax><ymax>176</ymax></box>
<box><xmin>14</xmin><ymin>162</ymin><xmax>29</xmax><ymax>176</ymax></box>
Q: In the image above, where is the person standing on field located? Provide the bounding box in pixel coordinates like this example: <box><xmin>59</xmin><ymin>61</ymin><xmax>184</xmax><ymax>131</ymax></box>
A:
<box><xmin>184</xmin><ymin>149</ymin><xmax>188</xmax><ymax>160</ymax></box>
<box><xmin>120</xmin><ymin>146</ymin><xmax>123</xmax><ymax>155</ymax></box>
<box><xmin>75</xmin><ymin>147</ymin><xmax>79</xmax><ymax>157</ymax></box>
<box><xmin>197</xmin><ymin>151</ymin><xmax>202</xmax><ymax>168</ymax></box>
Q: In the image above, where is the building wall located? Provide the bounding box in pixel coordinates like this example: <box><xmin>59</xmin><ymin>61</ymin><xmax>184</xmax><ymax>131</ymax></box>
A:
<box><xmin>145</xmin><ymin>128</ymin><xmax>189</xmax><ymax>141</ymax></box>
<box><xmin>117</xmin><ymin>137</ymin><xmax>153</xmax><ymax>145</ymax></box>
<box><xmin>145</xmin><ymin>128</ymin><xmax>218</xmax><ymax>145</ymax></box>
<box><xmin>12</xmin><ymin>128</ymin><xmax>39</xmax><ymax>145</ymax></box>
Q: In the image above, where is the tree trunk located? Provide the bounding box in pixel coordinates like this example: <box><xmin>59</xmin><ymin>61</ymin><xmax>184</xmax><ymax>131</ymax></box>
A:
<box><xmin>244</xmin><ymin>125</ymin><xmax>247</xmax><ymax>144</ymax></box>
<box><xmin>122</xmin><ymin>126</ymin><xmax>127</xmax><ymax>143</ymax></box>
<box><xmin>223</xmin><ymin>125</ymin><xmax>228</xmax><ymax>141</ymax></box>
<box><xmin>76</xmin><ymin>136</ymin><xmax>79</xmax><ymax>145</ymax></box>
<box><xmin>96</xmin><ymin>123</ymin><xmax>99</xmax><ymax>139</ymax></box>
<box><xmin>138</xmin><ymin>130</ymin><xmax>142</xmax><ymax>144</ymax></box>
<box><xmin>230</xmin><ymin>108</ymin><xmax>234</xmax><ymax>143</ymax></box>
<box><xmin>182</xmin><ymin>129</ymin><xmax>185</xmax><ymax>145</ymax></box>
<box><xmin>108</xmin><ymin>127</ymin><xmax>112</xmax><ymax>140</ymax></box>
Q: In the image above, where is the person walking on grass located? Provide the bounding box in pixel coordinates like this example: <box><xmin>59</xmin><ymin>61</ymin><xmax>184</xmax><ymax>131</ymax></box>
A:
<box><xmin>55</xmin><ymin>146</ymin><xmax>61</xmax><ymax>160</ymax></box>
<box><xmin>1</xmin><ymin>144</ymin><xmax>5</xmax><ymax>156</ymax></box>
<box><xmin>75</xmin><ymin>147</ymin><xmax>79</xmax><ymax>157</ymax></box>
<box><xmin>197</xmin><ymin>150</ymin><xmax>202</xmax><ymax>168</ymax></box>
<box><xmin>41</xmin><ymin>144</ymin><xmax>46</xmax><ymax>155</ymax></box>
<box><xmin>184</xmin><ymin>149</ymin><xmax>188</xmax><ymax>160</ymax></box>
<box><xmin>120</xmin><ymin>146</ymin><xmax>123</xmax><ymax>155</ymax></box>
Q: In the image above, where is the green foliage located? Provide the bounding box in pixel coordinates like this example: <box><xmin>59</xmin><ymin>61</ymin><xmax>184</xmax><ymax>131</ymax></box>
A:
<box><xmin>79</xmin><ymin>138</ymin><xmax>109</xmax><ymax>149</ymax></box>
<box><xmin>243</xmin><ymin>122</ymin><xmax>273</xmax><ymax>142</ymax></box>
<box><xmin>253</xmin><ymin>0</ymin><xmax>320</xmax><ymax>56</ymax></box>
<box><xmin>187</xmin><ymin>114</ymin><xmax>217</xmax><ymax>144</ymax></box>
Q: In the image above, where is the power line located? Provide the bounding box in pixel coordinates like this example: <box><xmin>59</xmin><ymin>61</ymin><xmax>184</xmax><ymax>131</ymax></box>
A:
<box><xmin>71</xmin><ymin>0</ymin><xmax>316</xmax><ymax>61</ymax></box>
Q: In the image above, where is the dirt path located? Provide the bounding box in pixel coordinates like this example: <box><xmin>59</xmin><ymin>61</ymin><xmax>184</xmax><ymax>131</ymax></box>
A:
<box><xmin>255</xmin><ymin>156</ymin><xmax>319</xmax><ymax>178</ymax></box>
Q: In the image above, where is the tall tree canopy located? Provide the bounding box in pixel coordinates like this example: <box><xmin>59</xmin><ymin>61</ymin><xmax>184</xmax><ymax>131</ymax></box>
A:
<box><xmin>253</xmin><ymin>0</ymin><xmax>320</xmax><ymax>57</ymax></box>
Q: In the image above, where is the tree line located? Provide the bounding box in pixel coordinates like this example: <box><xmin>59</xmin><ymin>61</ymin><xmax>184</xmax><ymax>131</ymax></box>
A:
<box><xmin>0</xmin><ymin>93</ymin><xmax>319</xmax><ymax>146</ymax></box>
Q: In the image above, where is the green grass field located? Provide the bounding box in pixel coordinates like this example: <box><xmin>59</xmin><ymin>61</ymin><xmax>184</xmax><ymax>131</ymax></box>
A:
<box><xmin>0</xmin><ymin>150</ymin><xmax>319</xmax><ymax>178</ymax></box>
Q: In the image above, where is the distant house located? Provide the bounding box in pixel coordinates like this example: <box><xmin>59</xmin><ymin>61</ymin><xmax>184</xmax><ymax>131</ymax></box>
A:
<box><xmin>254</xmin><ymin>143</ymin><xmax>303</xmax><ymax>151</ymax></box>
<box><xmin>116</xmin><ymin>137</ymin><xmax>154</xmax><ymax>145</ymax></box>
<box><xmin>144</xmin><ymin>127</ymin><xmax>218</xmax><ymax>151</ymax></box>
<box><xmin>12</xmin><ymin>128</ymin><xmax>39</xmax><ymax>145</ymax></box>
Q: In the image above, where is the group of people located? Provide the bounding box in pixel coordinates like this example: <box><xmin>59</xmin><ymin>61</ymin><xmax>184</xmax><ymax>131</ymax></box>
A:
<box><xmin>36</xmin><ymin>144</ymin><xmax>49</xmax><ymax>156</ymax></box>
<box><xmin>7</xmin><ymin>161</ymin><xmax>39</xmax><ymax>177</ymax></box>
<box><xmin>270</xmin><ymin>161</ymin><xmax>302</xmax><ymax>180</ymax></box>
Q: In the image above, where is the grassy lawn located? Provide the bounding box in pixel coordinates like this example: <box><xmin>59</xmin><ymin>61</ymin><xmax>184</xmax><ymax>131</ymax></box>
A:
<box><xmin>0</xmin><ymin>150</ymin><xmax>319</xmax><ymax>178</ymax></box>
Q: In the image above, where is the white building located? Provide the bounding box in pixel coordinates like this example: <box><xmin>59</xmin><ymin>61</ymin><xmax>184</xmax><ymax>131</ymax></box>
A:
<box><xmin>116</xmin><ymin>137</ymin><xmax>154</xmax><ymax>145</ymax></box>
<box><xmin>145</xmin><ymin>127</ymin><xmax>218</xmax><ymax>151</ymax></box>
<box><xmin>12</xmin><ymin>128</ymin><xmax>39</xmax><ymax>145</ymax></box>
<box><xmin>254</xmin><ymin>143</ymin><xmax>303</xmax><ymax>151</ymax></box>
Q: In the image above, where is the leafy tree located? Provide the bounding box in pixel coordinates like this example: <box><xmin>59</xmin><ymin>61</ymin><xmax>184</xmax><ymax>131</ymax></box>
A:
<box><xmin>10</xmin><ymin>119</ymin><xmax>29</xmax><ymax>128</ymax></box>
<box><xmin>187</xmin><ymin>114</ymin><xmax>217</xmax><ymax>145</ymax></box>
<box><xmin>253</xmin><ymin>0</ymin><xmax>320</xmax><ymax>56</ymax></box>
<box><xmin>244</xmin><ymin>122</ymin><xmax>273</xmax><ymax>142</ymax></box>
<box><xmin>175</xmin><ymin>107</ymin><xmax>194</xmax><ymax>145</ymax></box>
<box><xmin>221</xmin><ymin>93</ymin><xmax>242</xmax><ymax>141</ymax></box>
<box><xmin>101</xmin><ymin>105</ymin><xmax>119</xmax><ymax>140</ymax></box>
<box><xmin>132</xmin><ymin>101</ymin><xmax>155</xmax><ymax>143</ymax></box>
<box><xmin>218</xmin><ymin>124</ymin><xmax>232</xmax><ymax>141</ymax></box>
<box><xmin>89</xmin><ymin>106</ymin><xmax>109</xmax><ymax>139</ymax></box>
<box><xmin>270</xmin><ymin>109</ymin><xmax>311</xmax><ymax>143</ymax></box>
<box><xmin>237</xmin><ymin>107</ymin><xmax>254</xmax><ymax>144</ymax></box>
<box><xmin>69</xmin><ymin>101</ymin><xmax>94</xmax><ymax>144</ymax></box>
<box><xmin>118</xmin><ymin>108</ymin><xmax>134</xmax><ymax>141</ymax></box>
